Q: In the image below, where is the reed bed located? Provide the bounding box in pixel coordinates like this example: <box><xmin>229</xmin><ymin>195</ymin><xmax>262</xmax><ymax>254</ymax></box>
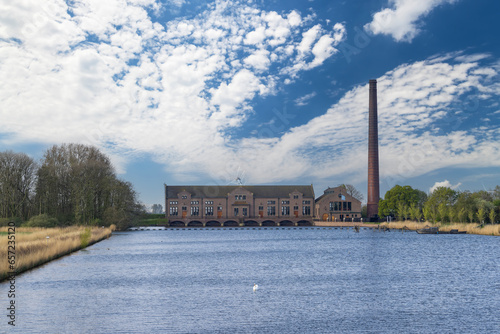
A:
<box><xmin>380</xmin><ymin>221</ymin><xmax>500</xmax><ymax>236</ymax></box>
<box><xmin>0</xmin><ymin>225</ymin><xmax>114</xmax><ymax>281</ymax></box>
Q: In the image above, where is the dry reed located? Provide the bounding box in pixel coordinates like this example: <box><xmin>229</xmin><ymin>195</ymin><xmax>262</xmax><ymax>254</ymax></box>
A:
<box><xmin>380</xmin><ymin>221</ymin><xmax>500</xmax><ymax>236</ymax></box>
<box><xmin>0</xmin><ymin>226</ymin><xmax>114</xmax><ymax>281</ymax></box>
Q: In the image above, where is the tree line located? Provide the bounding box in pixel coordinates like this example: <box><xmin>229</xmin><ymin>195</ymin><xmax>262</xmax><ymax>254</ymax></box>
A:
<box><xmin>0</xmin><ymin>144</ymin><xmax>144</xmax><ymax>229</ymax></box>
<box><xmin>379</xmin><ymin>184</ymin><xmax>500</xmax><ymax>224</ymax></box>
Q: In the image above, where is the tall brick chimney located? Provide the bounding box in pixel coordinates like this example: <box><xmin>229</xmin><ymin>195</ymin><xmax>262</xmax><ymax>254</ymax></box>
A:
<box><xmin>367</xmin><ymin>79</ymin><xmax>379</xmax><ymax>221</ymax></box>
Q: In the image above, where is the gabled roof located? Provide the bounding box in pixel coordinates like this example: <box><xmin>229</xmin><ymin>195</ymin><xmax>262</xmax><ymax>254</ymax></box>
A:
<box><xmin>165</xmin><ymin>185</ymin><xmax>314</xmax><ymax>199</ymax></box>
<box><xmin>315</xmin><ymin>186</ymin><xmax>361</xmax><ymax>203</ymax></box>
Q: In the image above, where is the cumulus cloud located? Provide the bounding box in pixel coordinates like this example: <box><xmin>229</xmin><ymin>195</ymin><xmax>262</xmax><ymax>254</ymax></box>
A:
<box><xmin>365</xmin><ymin>0</ymin><xmax>458</xmax><ymax>42</ymax></box>
<box><xmin>1</xmin><ymin>0</ymin><xmax>500</xmax><ymax>189</ymax></box>
<box><xmin>430</xmin><ymin>180</ymin><xmax>462</xmax><ymax>193</ymax></box>
<box><xmin>0</xmin><ymin>0</ymin><xmax>344</xmax><ymax>174</ymax></box>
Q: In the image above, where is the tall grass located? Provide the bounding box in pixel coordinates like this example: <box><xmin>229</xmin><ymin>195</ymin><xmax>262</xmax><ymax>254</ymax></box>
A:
<box><xmin>0</xmin><ymin>225</ymin><xmax>115</xmax><ymax>281</ymax></box>
<box><xmin>380</xmin><ymin>221</ymin><xmax>500</xmax><ymax>236</ymax></box>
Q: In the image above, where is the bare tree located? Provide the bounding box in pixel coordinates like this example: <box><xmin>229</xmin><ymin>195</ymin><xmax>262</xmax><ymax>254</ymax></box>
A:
<box><xmin>338</xmin><ymin>184</ymin><xmax>364</xmax><ymax>202</ymax></box>
<box><xmin>0</xmin><ymin>151</ymin><xmax>37</xmax><ymax>220</ymax></box>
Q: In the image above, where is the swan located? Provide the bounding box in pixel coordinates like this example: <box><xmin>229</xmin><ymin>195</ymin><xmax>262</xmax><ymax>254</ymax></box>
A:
<box><xmin>253</xmin><ymin>283</ymin><xmax>259</xmax><ymax>291</ymax></box>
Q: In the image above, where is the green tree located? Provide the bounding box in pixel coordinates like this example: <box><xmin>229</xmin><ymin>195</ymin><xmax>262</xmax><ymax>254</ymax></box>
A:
<box><xmin>477</xmin><ymin>207</ymin><xmax>486</xmax><ymax>225</ymax></box>
<box><xmin>379</xmin><ymin>185</ymin><xmax>427</xmax><ymax>218</ymax></box>
<box><xmin>458</xmin><ymin>207</ymin><xmax>467</xmax><ymax>223</ymax></box>
<box><xmin>489</xmin><ymin>208</ymin><xmax>496</xmax><ymax>224</ymax></box>
<box><xmin>467</xmin><ymin>210</ymin><xmax>475</xmax><ymax>224</ymax></box>
<box><xmin>448</xmin><ymin>206</ymin><xmax>456</xmax><ymax>223</ymax></box>
<box><xmin>438</xmin><ymin>203</ymin><xmax>448</xmax><ymax>223</ymax></box>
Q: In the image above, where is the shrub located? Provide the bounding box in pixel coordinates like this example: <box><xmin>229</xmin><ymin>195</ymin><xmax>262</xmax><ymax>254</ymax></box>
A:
<box><xmin>80</xmin><ymin>227</ymin><xmax>92</xmax><ymax>248</ymax></box>
<box><xmin>0</xmin><ymin>217</ymin><xmax>22</xmax><ymax>227</ymax></box>
<box><xmin>25</xmin><ymin>214</ymin><xmax>59</xmax><ymax>228</ymax></box>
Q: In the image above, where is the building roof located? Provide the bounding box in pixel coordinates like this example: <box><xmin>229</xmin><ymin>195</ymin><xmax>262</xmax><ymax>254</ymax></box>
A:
<box><xmin>165</xmin><ymin>185</ymin><xmax>315</xmax><ymax>199</ymax></box>
<box><xmin>315</xmin><ymin>186</ymin><xmax>361</xmax><ymax>203</ymax></box>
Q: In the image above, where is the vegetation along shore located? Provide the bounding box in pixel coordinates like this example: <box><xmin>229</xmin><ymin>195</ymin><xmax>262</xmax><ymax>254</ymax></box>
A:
<box><xmin>0</xmin><ymin>225</ymin><xmax>115</xmax><ymax>281</ymax></box>
<box><xmin>379</xmin><ymin>221</ymin><xmax>499</xmax><ymax>236</ymax></box>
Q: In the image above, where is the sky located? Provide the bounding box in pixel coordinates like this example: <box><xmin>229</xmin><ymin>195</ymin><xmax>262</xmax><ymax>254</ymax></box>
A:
<box><xmin>1</xmin><ymin>0</ymin><xmax>500</xmax><ymax>210</ymax></box>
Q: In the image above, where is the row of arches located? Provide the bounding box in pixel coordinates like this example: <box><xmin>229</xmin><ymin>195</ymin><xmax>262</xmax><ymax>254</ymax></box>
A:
<box><xmin>168</xmin><ymin>220</ymin><xmax>313</xmax><ymax>228</ymax></box>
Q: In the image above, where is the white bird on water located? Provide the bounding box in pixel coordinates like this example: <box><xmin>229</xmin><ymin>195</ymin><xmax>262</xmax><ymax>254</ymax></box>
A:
<box><xmin>253</xmin><ymin>283</ymin><xmax>259</xmax><ymax>291</ymax></box>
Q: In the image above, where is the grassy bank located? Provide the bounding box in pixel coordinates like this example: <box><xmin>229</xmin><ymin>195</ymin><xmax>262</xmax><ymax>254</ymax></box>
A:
<box><xmin>380</xmin><ymin>221</ymin><xmax>500</xmax><ymax>236</ymax></box>
<box><xmin>0</xmin><ymin>225</ymin><xmax>115</xmax><ymax>281</ymax></box>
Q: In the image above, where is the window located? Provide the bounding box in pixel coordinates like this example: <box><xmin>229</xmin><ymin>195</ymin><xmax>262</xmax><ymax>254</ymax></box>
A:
<box><xmin>182</xmin><ymin>206</ymin><xmax>187</xmax><ymax>211</ymax></box>
<box><xmin>293</xmin><ymin>195</ymin><xmax>299</xmax><ymax>199</ymax></box>
<box><xmin>217</xmin><ymin>206</ymin><xmax>223</xmax><ymax>211</ymax></box>
<box><xmin>169</xmin><ymin>201</ymin><xmax>178</xmax><ymax>205</ymax></box>
<box><xmin>242</xmin><ymin>195</ymin><xmax>246</xmax><ymax>200</ymax></box>
<box><xmin>302</xmin><ymin>206</ymin><xmax>311</xmax><ymax>215</ymax></box>
<box><xmin>190</xmin><ymin>206</ymin><xmax>199</xmax><ymax>216</ymax></box>
<box><xmin>205</xmin><ymin>200</ymin><xmax>214</xmax><ymax>205</ymax></box>
<box><xmin>234</xmin><ymin>208</ymin><xmax>239</xmax><ymax>216</ymax></box>
<box><xmin>169</xmin><ymin>206</ymin><xmax>178</xmax><ymax>216</ymax></box>
<box><xmin>191</xmin><ymin>200</ymin><xmax>199</xmax><ymax>205</ymax></box>
<box><xmin>282</xmin><ymin>200</ymin><xmax>290</xmax><ymax>205</ymax></box>
<box><xmin>267</xmin><ymin>200</ymin><xmax>275</xmax><ymax>205</ymax></box>
<box><xmin>303</xmin><ymin>200</ymin><xmax>311</xmax><ymax>205</ymax></box>
<box><xmin>329</xmin><ymin>202</ymin><xmax>334</xmax><ymax>211</ymax></box>
<box><xmin>267</xmin><ymin>206</ymin><xmax>276</xmax><ymax>216</ymax></box>
<box><xmin>258</xmin><ymin>205</ymin><xmax>264</xmax><ymax>210</ymax></box>
<box><xmin>235</xmin><ymin>195</ymin><xmax>247</xmax><ymax>201</ymax></box>
<box><xmin>293</xmin><ymin>206</ymin><xmax>299</xmax><ymax>211</ymax></box>
<box><xmin>181</xmin><ymin>195</ymin><xmax>187</xmax><ymax>199</ymax></box>
<box><xmin>242</xmin><ymin>208</ymin><xmax>248</xmax><ymax>216</ymax></box>
<box><xmin>348</xmin><ymin>202</ymin><xmax>352</xmax><ymax>211</ymax></box>
<box><xmin>282</xmin><ymin>206</ymin><xmax>290</xmax><ymax>216</ymax></box>
<box><xmin>343</xmin><ymin>202</ymin><xmax>347</xmax><ymax>211</ymax></box>
<box><xmin>205</xmin><ymin>206</ymin><xmax>213</xmax><ymax>216</ymax></box>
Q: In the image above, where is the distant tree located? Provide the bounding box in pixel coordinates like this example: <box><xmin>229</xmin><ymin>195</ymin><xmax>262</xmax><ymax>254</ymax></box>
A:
<box><xmin>0</xmin><ymin>151</ymin><xmax>37</xmax><ymax>220</ymax></box>
<box><xmin>438</xmin><ymin>203</ymin><xmax>448</xmax><ymax>223</ymax></box>
<box><xmin>411</xmin><ymin>203</ymin><xmax>423</xmax><ymax>222</ymax></box>
<box><xmin>489</xmin><ymin>208</ymin><xmax>496</xmax><ymax>224</ymax></box>
<box><xmin>35</xmin><ymin>143</ymin><xmax>142</xmax><ymax>226</ymax></box>
<box><xmin>338</xmin><ymin>184</ymin><xmax>364</xmax><ymax>202</ymax></box>
<box><xmin>361</xmin><ymin>205</ymin><xmax>367</xmax><ymax>219</ymax></box>
<box><xmin>458</xmin><ymin>207</ymin><xmax>467</xmax><ymax>223</ymax></box>
<box><xmin>493</xmin><ymin>185</ymin><xmax>500</xmax><ymax>200</ymax></box>
<box><xmin>378</xmin><ymin>185</ymin><xmax>427</xmax><ymax>218</ymax></box>
<box><xmin>448</xmin><ymin>206</ymin><xmax>456</xmax><ymax>223</ymax></box>
<box><xmin>477</xmin><ymin>207</ymin><xmax>486</xmax><ymax>224</ymax></box>
<box><xmin>151</xmin><ymin>204</ymin><xmax>163</xmax><ymax>214</ymax></box>
<box><xmin>423</xmin><ymin>206</ymin><xmax>432</xmax><ymax>222</ymax></box>
<box><xmin>467</xmin><ymin>210</ymin><xmax>475</xmax><ymax>224</ymax></box>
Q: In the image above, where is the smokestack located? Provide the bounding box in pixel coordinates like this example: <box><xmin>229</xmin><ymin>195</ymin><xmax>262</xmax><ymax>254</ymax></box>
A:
<box><xmin>367</xmin><ymin>79</ymin><xmax>379</xmax><ymax>221</ymax></box>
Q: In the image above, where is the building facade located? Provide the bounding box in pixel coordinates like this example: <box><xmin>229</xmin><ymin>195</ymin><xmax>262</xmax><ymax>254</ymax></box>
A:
<box><xmin>314</xmin><ymin>186</ymin><xmax>362</xmax><ymax>222</ymax></box>
<box><xmin>165</xmin><ymin>185</ymin><xmax>315</xmax><ymax>227</ymax></box>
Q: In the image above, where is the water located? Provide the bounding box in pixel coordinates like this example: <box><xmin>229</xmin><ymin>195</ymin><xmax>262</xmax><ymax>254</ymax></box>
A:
<box><xmin>2</xmin><ymin>228</ymin><xmax>499</xmax><ymax>333</ymax></box>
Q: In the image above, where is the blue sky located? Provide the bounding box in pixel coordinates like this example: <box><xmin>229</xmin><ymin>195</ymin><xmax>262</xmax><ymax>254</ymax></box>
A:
<box><xmin>1</xmin><ymin>0</ymin><xmax>500</xmax><ymax>210</ymax></box>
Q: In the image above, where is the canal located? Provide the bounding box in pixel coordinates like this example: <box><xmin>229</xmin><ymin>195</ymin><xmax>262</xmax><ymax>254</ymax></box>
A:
<box><xmin>2</xmin><ymin>227</ymin><xmax>499</xmax><ymax>333</ymax></box>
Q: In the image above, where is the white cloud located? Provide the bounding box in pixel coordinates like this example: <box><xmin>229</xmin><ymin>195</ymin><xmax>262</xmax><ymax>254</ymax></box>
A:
<box><xmin>430</xmin><ymin>180</ymin><xmax>462</xmax><ymax>193</ymax></box>
<box><xmin>365</xmin><ymin>0</ymin><xmax>458</xmax><ymax>42</ymax></box>
<box><xmin>1</xmin><ymin>0</ymin><xmax>499</xmax><ymax>189</ymax></box>
<box><xmin>294</xmin><ymin>92</ymin><xmax>317</xmax><ymax>106</ymax></box>
<box><xmin>0</xmin><ymin>0</ymin><xmax>343</xmax><ymax>175</ymax></box>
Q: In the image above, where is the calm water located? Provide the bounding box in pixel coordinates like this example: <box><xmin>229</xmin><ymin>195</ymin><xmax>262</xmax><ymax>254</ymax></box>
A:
<box><xmin>2</xmin><ymin>227</ymin><xmax>499</xmax><ymax>333</ymax></box>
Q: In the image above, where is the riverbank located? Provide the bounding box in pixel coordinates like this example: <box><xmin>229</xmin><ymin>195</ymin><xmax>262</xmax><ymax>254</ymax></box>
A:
<box><xmin>0</xmin><ymin>225</ymin><xmax>115</xmax><ymax>281</ymax></box>
<box><xmin>379</xmin><ymin>221</ymin><xmax>500</xmax><ymax>236</ymax></box>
